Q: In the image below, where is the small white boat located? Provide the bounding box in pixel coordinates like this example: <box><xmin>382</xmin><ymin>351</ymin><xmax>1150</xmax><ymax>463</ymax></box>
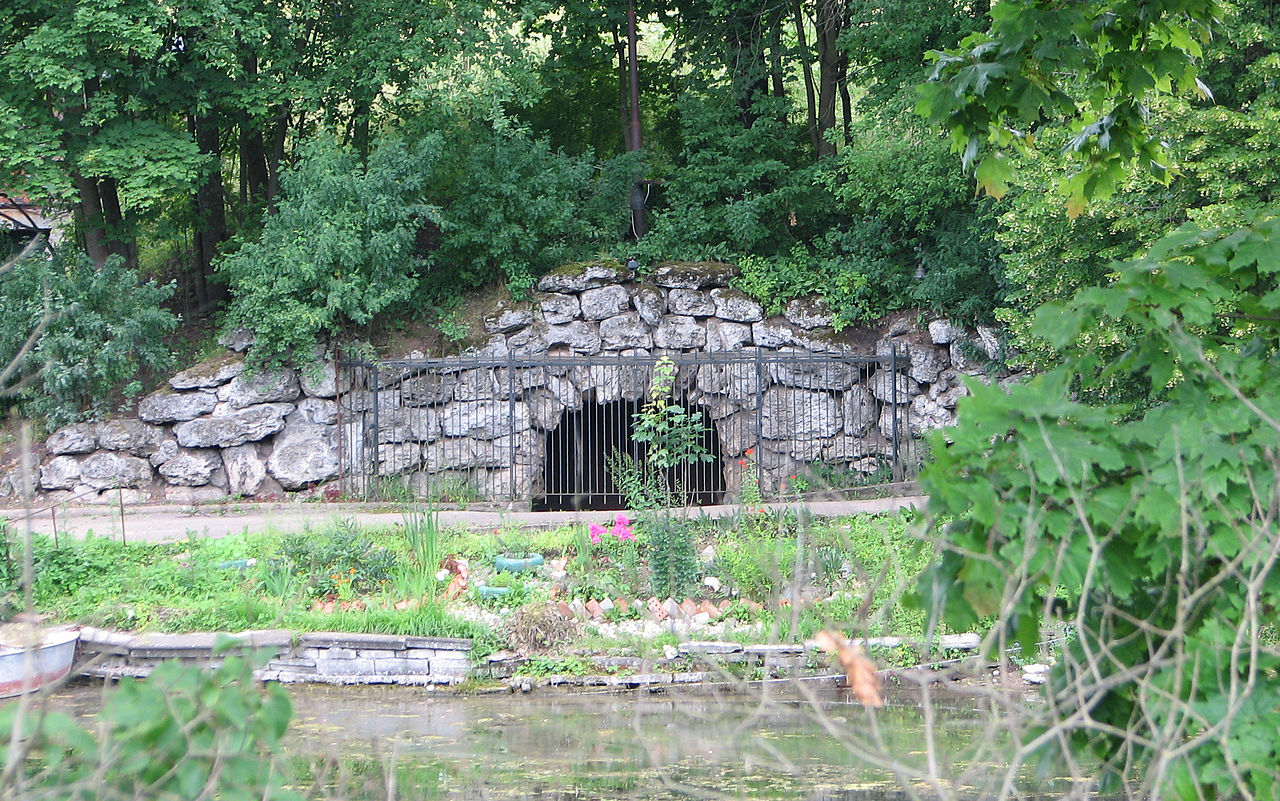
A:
<box><xmin>0</xmin><ymin>627</ymin><xmax>79</xmax><ymax>698</ymax></box>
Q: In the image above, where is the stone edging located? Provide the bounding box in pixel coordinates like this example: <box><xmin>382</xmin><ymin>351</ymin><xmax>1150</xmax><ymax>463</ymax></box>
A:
<box><xmin>76</xmin><ymin>627</ymin><xmax>473</xmax><ymax>686</ymax></box>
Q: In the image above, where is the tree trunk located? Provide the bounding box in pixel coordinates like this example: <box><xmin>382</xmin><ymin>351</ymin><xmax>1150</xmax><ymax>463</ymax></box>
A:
<box><xmin>266</xmin><ymin>101</ymin><xmax>291</xmax><ymax>207</ymax></box>
<box><xmin>71</xmin><ymin>174</ymin><xmax>110</xmax><ymax>268</ymax></box>
<box><xmin>97</xmin><ymin>177</ymin><xmax>135</xmax><ymax>269</ymax></box>
<box><xmin>793</xmin><ymin>0</ymin><xmax>822</xmax><ymax>156</ymax></box>
<box><xmin>191</xmin><ymin>111</ymin><xmax>229</xmax><ymax>310</ymax></box>
<box><xmin>814</xmin><ymin>0</ymin><xmax>844</xmax><ymax>158</ymax></box>
<box><xmin>838</xmin><ymin>51</ymin><xmax>853</xmax><ymax>146</ymax></box>
<box><xmin>238</xmin><ymin>56</ymin><xmax>270</xmax><ymax>206</ymax></box>
<box><xmin>613</xmin><ymin>25</ymin><xmax>629</xmax><ymax>152</ymax></box>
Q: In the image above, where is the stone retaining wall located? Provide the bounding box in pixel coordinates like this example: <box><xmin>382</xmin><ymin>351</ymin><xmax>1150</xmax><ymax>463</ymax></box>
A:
<box><xmin>2</xmin><ymin>260</ymin><xmax>1009</xmax><ymax>505</ymax></box>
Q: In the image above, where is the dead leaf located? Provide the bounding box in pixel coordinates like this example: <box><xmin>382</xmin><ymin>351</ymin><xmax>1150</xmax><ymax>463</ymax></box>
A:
<box><xmin>815</xmin><ymin>630</ymin><xmax>883</xmax><ymax>708</ymax></box>
<box><xmin>444</xmin><ymin>573</ymin><xmax>468</xmax><ymax>601</ymax></box>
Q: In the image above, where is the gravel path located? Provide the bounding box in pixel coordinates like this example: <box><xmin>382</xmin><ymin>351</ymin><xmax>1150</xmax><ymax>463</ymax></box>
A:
<box><xmin>0</xmin><ymin>495</ymin><xmax>927</xmax><ymax>543</ymax></box>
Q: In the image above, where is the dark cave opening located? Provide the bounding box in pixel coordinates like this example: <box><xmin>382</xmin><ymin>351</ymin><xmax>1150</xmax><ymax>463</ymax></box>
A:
<box><xmin>532</xmin><ymin>393</ymin><xmax>726</xmax><ymax>511</ymax></box>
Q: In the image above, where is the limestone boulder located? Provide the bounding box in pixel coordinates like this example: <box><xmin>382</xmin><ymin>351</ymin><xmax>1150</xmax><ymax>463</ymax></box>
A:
<box><xmin>289</xmin><ymin>397</ymin><xmax>339</xmax><ymax>425</ymax></box>
<box><xmin>654</xmin><ymin>315</ymin><xmax>705</xmax><ymax>350</ymax></box>
<box><xmin>453</xmin><ymin>369</ymin><xmax>499</xmax><ymax>402</ymax></box>
<box><xmin>440</xmin><ymin>401</ymin><xmax>530</xmax><ymax>440</ymax></box>
<box><xmin>537</xmin><ymin>293</ymin><xmax>580</xmax><ymax>325</ymax></box>
<box><xmin>768</xmin><ymin>350</ymin><xmax>856</xmax><ymax>391</ymax></box>
<box><xmin>709</xmin><ymin>288</ymin><xmax>763</xmax><ymax>323</ymax></box>
<box><xmin>148</xmin><ymin>440</ymin><xmax>180</xmax><ymax>467</ymax></box>
<box><xmin>173</xmin><ymin>404</ymin><xmax>290</xmax><ymax>448</ymax></box>
<box><xmin>401</xmin><ymin>372</ymin><xmax>457</xmax><ymax>406</ymax></box>
<box><xmin>579</xmin><ymin>285</ymin><xmax>631</xmax><ymax>320</ymax></box>
<box><xmin>300</xmin><ymin>362</ymin><xmax>337</xmax><ymax>398</ymax></box>
<box><xmin>842</xmin><ymin>385</ymin><xmax>878</xmax><ymax>437</ymax></box>
<box><xmin>928</xmin><ymin>319</ymin><xmax>964</xmax><ymax>345</ymax></box>
<box><xmin>379</xmin><ymin>442</ymin><xmax>423</xmax><ymax>474</ymax></box>
<box><xmin>219</xmin><ymin>368</ymin><xmax>300</xmax><ymax>408</ymax></box>
<box><xmin>750</xmin><ymin>319</ymin><xmax>797</xmax><ymax>349</ymax></box>
<box><xmin>266</xmin><ymin>423</ymin><xmax>340</xmax><ymax>490</ymax></box>
<box><xmin>217</xmin><ymin>328</ymin><xmax>255</xmax><ymax>353</ymax></box>
<box><xmin>761</xmin><ymin>388</ymin><xmax>841</xmax><ymax>439</ymax></box>
<box><xmin>632</xmin><ymin>286</ymin><xmax>666</xmax><ymax>328</ymax></box>
<box><xmin>96</xmin><ymin>420</ymin><xmax>164</xmax><ymax>454</ymax></box>
<box><xmin>78</xmin><ymin>452</ymin><xmax>153</xmax><ymax>489</ymax></box>
<box><xmin>138</xmin><ymin>389</ymin><xmax>218</xmax><ymax>423</ymax></box>
<box><xmin>170</xmin><ymin>354</ymin><xmax>244</xmax><ymax>390</ymax></box>
<box><xmin>165</xmin><ymin>486</ymin><xmax>229</xmax><ymax>504</ymax></box>
<box><xmin>377</xmin><ymin>407</ymin><xmax>440</xmax><ymax>443</ymax></box>
<box><xmin>876</xmin><ymin>336</ymin><xmax>948</xmax><ymax>384</ymax></box>
<box><xmin>40</xmin><ymin>456</ymin><xmax>82</xmax><ymax>490</ymax></box>
<box><xmin>46</xmin><ymin>423</ymin><xmax>98</xmax><ymax>455</ymax></box>
<box><xmin>668</xmin><ymin>289</ymin><xmax>715</xmax><ymax>317</ymax></box>
<box><xmin>222</xmin><ymin>444</ymin><xmax>267</xmax><ymax>496</ymax></box>
<box><xmin>910</xmin><ymin>393</ymin><xmax>956</xmax><ymax>432</ymax></box>
<box><xmin>545</xmin><ymin>321</ymin><xmax>601</xmax><ymax>354</ymax></box>
<box><xmin>599</xmin><ymin>312</ymin><xmax>653</xmax><ymax>350</ymax></box>
<box><xmin>867</xmin><ymin>370</ymin><xmax>920</xmax><ymax>403</ymax></box>
<box><xmin>705</xmin><ymin>318</ymin><xmax>752</xmax><ymax>352</ymax></box>
<box><xmin>157</xmin><ymin>449</ymin><xmax>223</xmax><ymax>486</ymax></box>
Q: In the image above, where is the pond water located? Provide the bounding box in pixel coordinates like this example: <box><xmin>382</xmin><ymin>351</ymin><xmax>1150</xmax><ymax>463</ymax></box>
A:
<box><xmin>51</xmin><ymin>679</ymin><xmax>1070</xmax><ymax>800</ymax></box>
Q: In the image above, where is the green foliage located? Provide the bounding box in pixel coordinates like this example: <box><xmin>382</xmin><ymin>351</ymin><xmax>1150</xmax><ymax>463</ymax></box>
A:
<box><xmin>916</xmin><ymin>0</ymin><xmax>1221</xmax><ymax>212</ymax></box>
<box><xmin>636</xmin><ymin>94</ymin><xmax>817</xmax><ymax>261</ymax></box>
<box><xmin>643</xmin><ymin>514</ymin><xmax>700</xmax><ymax>600</ymax></box>
<box><xmin>0</xmin><ymin>652</ymin><xmax>300</xmax><ymax>800</ymax></box>
<box><xmin>217</xmin><ymin>136</ymin><xmax>439</xmax><ymax>367</ymax></box>
<box><xmin>918</xmin><ymin>211</ymin><xmax>1280</xmax><ymax>797</ymax></box>
<box><xmin>277</xmin><ymin>522</ymin><xmax>399</xmax><ymax>599</ymax></box>
<box><xmin>430</xmin><ymin>120</ymin><xmax>636</xmax><ymax>297</ymax></box>
<box><xmin>0</xmin><ymin>251</ymin><xmax>175</xmax><ymax>425</ymax></box>
<box><xmin>631</xmin><ymin>357</ymin><xmax>713</xmax><ymax>472</ymax></box>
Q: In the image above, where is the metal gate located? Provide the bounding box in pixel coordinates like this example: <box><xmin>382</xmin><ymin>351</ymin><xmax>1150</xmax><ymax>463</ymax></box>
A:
<box><xmin>336</xmin><ymin>349</ymin><xmax>916</xmax><ymax>507</ymax></box>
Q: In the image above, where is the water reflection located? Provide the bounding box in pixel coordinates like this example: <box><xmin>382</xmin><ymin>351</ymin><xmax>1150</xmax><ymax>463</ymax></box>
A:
<box><xmin>51</xmin><ymin>679</ymin><xmax>1068</xmax><ymax>800</ymax></box>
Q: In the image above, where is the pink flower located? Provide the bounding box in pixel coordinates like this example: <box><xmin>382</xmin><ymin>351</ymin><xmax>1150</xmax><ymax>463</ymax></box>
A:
<box><xmin>609</xmin><ymin>514</ymin><xmax>635</xmax><ymax>541</ymax></box>
<box><xmin>588</xmin><ymin>523</ymin><xmax>605</xmax><ymax>544</ymax></box>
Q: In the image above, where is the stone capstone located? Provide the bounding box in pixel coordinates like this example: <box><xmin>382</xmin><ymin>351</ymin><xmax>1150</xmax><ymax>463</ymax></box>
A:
<box><xmin>709</xmin><ymin>288</ymin><xmax>763</xmax><ymax>322</ymax></box>
<box><xmin>484</xmin><ymin>302</ymin><xmax>535</xmax><ymax>334</ymax></box>
<box><xmin>222</xmin><ymin>444</ymin><xmax>267</xmax><ymax>496</ymax></box>
<box><xmin>654</xmin><ymin>315</ymin><xmax>705</xmax><ymax>350</ymax></box>
<box><xmin>96</xmin><ymin>420</ymin><xmax>164</xmax><ymax>454</ymax></box>
<box><xmin>173</xmin><ymin>404</ymin><xmax>290</xmax><ymax>448</ymax></box>
<box><xmin>46</xmin><ymin>423</ymin><xmax>98</xmax><ymax>455</ymax></box>
<box><xmin>220</xmin><ymin>368</ymin><xmax>300</xmax><ymax>408</ymax></box>
<box><xmin>40</xmin><ymin>456</ymin><xmax>82</xmax><ymax>490</ymax></box>
<box><xmin>138</xmin><ymin>389</ymin><xmax>218</xmax><ymax>423</ymax></box>
<box><xmin>599</xmin><ymin>312</ymin><xmax>653</xmax><ymax>350</ymax></box>
<box><xmin>266</xmin><ymin>423</ymin><xmax>339</xmax><ymax>490</ymax></box>
<box><xmin>78</xmin><ymin>452</ymin><xmax>153</xmax><ymax>489</ymax></box>
<box><xmin>784</xmin><ymin>297</ymin><xmax>833</xmax><ymax>330</ymax></box>
<box><xmin>579</xmin><ymin>285</ymin><xmax>632</xmax><ymax>320</ymax></box>
<box><xmin>536</xmin><ymin>261</ymin><xmax>632</xmax><ymax>294</ymax></box>
<box><xmin>169</xmin><ymin>354</ymin><xmax>244</xmax><ymax>390</ymax></box>
<box><xmin>650</xmin><ymin>261</ymin><xmax>736</xmax><ymax>289</ymax></box>
<box><xmin>157</xmin><ymin>449</ymin><xmax>223</xmax><ymax>486</ymax></box>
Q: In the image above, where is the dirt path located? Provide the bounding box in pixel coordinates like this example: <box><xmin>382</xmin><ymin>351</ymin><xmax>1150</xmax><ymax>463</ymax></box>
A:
<box><xmin>0</xmin><ymin>496</ymin><xmax>927</xmax><ymax>543</ymax></box>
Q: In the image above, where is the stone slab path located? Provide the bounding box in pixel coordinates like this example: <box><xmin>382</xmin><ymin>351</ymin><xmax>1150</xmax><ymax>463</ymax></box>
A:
<box><xmin>0</xmin><ymin>496</ymin><xmax>927</xmax><ymax>543</ymax></box>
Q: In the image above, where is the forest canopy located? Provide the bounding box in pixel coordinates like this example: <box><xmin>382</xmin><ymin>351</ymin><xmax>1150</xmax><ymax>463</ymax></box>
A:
<box><xmin>1</xmin><ymin>0</ymin><xmax>1277</xmax><ymax>415</ymax></box>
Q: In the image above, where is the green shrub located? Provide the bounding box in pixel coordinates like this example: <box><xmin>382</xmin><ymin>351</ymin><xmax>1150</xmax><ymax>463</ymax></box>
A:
<box><xmin>0</xmin><ymin>251</ymin><xmax>175</xmax><ymax>425</ymax></box>
<box><xmin>216</xmin><ymin>135</ymin><xmax>439</xmax><ymax>367</ymax></box>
